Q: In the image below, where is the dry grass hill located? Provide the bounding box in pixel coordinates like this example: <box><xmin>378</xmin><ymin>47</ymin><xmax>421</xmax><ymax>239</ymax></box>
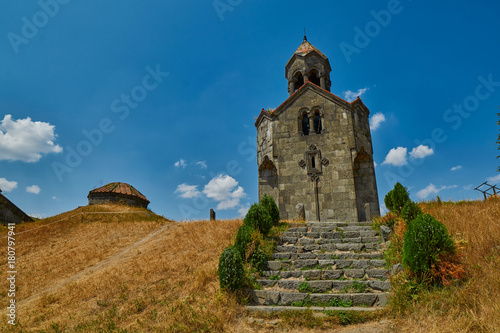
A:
<box><xmin>0</xmin><ymin>198</ymin><xmax>498</xmax><ymax>332</ymax></box>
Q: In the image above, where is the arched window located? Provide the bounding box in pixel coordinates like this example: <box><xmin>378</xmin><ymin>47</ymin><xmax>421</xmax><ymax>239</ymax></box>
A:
<box><xmin>294</xmin><ymin>72</ymin><xmax>304</xmax><ymax>92</ymax></box>
<box><xmin>313</xmin><ymin>110</ymin><xmax>322</xmax><ymax>134</ymax></box>
<box><xmin>301</xmin><ymin>111</ymin><xmax>310</xmax><ymax>136</ymax></box>
<box><xmin>309</xmin><ymin>70</ymin><xmax>321</xmax><ymax>86</ymax></box>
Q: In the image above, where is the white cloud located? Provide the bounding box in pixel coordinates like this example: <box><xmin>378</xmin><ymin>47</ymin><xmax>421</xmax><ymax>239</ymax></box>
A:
<box><xmin>0</xmin><ymin>178</ymin><xmax>18</xmax><ymax>192</ymax></box>
<box><xmin>374</xmin><ymin>161</ymin><xmax>378</xmax><ymax>167</ymax></box>
<box><xmin>0</xmin><ymin>114</ymin><xmax>62</xmax><ymax>162</ymax></box>
<box><xmin>487</xmin><ymin>174</ymin><xmax>500</xmax><ymax>183</ymax></box>
<box><xmin>450</xmin><ymin>165</ymin><xmax>463</xmax><ymax>171</ymax></box>
<box><xmin>196</xmin><ymin>161</ymin><xmax>207</xmax><ymax>169</ymax></box>
<box><xmin>174</xmin><ymin>184</ymin><xmax>201</xmax><ymax>198</ymax></box>
<box><xmin>203</xmin><ymin>174</ymin><xmax>246</xmax><ymax>210</ymax></box>
<box><xmin>174</xmin><ymin>158</ymin><xmax>187</xmax><ymax>168</ymax></box>
<box><xmin>463</xmin><ymin>184</ymin><xmax>473</xmax><ymax>190</ymax></box>
<box><xmin>369</xmin><ymin>113</ymin><xmax>386</xmax><ymax>131</ymax></box>
<box><xmin>26</xmin><ymin>185</ymin><xmax>41</xmax><ymax>194</ymax></box>
<box><xmin>238</xmin><ymin>203</ymin><xmax>251</xmax><ymax>217</ymax></box>
<box><xmin>382</xmin><ymin>147</ymin><xmax>408</xmax><ymax>166</ymax></box>
<box><xmin>417</xmin><ymin>184</ymin><xmax>441</xmax><ymax>200</ymax></box>
<box><xmin>52</xmin><ymin>196</ymin><xmax>59</xmax><ymax>200</ymax></box>
<box><xmin>29</xmin><ymin>213</ymin><xmax>43</xmax><ymax>219</ymax></box>
<box><xmin>416</xmin><ymin>184</ymin><xmax>457</xmax><ymax>200</ymax></box>
<box><xmin>343</xmin><ymin>87</ymin><xmax>369</xmax><ymax>102</ymax></box>
<box><xmin>409</xmin><ymin>145</ymin><xmax>434</xmax><ymax>159</ymax></box>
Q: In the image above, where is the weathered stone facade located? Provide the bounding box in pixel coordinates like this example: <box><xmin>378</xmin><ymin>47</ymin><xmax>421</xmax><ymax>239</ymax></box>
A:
<box><xmin>0</xmin><ymin>190</ymin><xmax>33</xmax><ymax>225</ymax></box>
<box><xmin>255</xmin><ymin>37</ymin><xmax>379</xmax><ymax>222</ymax></box>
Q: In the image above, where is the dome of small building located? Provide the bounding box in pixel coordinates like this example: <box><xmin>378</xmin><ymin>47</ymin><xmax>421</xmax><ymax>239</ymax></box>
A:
<box><xmin>87</xmin><ymin>182</ymin><xmax>150</xmax><ymax>208</ymax></box>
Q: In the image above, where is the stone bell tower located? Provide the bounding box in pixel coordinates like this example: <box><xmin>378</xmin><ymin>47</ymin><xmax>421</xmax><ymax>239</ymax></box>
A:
<box><xmin>255</xmin><ymin>36</ymin><xmax>380</xmax><ymax>222</ymax></box>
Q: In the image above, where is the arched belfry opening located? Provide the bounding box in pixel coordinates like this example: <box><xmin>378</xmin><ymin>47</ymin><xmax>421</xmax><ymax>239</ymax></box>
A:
<box><xmin>309</xmin><ymin>69</ymin><xmax>321</xmax><ymax>87</ymax></box>
<box><xmin>293</xmin><ymin>72</ymin><xmax>305</xmax><ymax>93</ymax></box>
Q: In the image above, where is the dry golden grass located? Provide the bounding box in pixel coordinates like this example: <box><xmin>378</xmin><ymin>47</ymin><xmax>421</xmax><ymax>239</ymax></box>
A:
<box><xmin>0</xmin><ymin>204</ymin><xmax>246</xmax><ymax>332</ymax></box>
<box><xmin>392</xmin><ymin>197</ymin><xmax>500</xmax><ymax>332</ymax></box>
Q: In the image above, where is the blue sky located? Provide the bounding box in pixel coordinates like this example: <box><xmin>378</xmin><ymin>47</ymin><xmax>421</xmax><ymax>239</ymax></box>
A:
<box><xmin>0</xmin><ymin>0</ymin><xmax>499</xmax><ymax>220</ymax></box>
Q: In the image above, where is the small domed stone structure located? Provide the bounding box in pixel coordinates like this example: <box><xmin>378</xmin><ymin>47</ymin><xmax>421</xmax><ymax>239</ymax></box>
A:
<box><xmin>88</xmin><ymin>182</ymin><xmax>150</xmax><ymax>208</ymax></box>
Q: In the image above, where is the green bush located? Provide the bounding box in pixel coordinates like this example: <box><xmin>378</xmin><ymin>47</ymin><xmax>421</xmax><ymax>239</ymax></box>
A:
<box><xmin>244</xmin><ymin>203</ymin><xmax>272</xmax><ymax>235</ymax></box>
<box><xmin>385</xmin><ymin>182</ymin><xmax>410</xmax><ymax>215</ymax></box>
<box><xmin>384</xmin><ymin>191</ymin><xmax>394</xmax><ymax>215</ymax></box>
<box><xmin>401</xmin><ymin>200</ymin><xmax>423</xmax><ymax>224</ymax></box>
<box><xmin>234</xmin><ymin>224</ymin><xmax>257</xmax><ymax>260</ymax></box>
<box><xmin>402</xmin><ymin>214</ymin><xmax>454</xmax><ymax>277</ymax></box>
<box><xmin>261</xmin><ymin>194</ymin><xmax>280</xmax><ymax>226</ymax></box>
<box><xmin>249</xmin><ymin>247</ymin><xmax>268</xmax><ymax>273</ymax></box>
<box><xmin>218</xmin><ymin>246</ymin><xmax>244</xmax><ymax>291</ymax></box>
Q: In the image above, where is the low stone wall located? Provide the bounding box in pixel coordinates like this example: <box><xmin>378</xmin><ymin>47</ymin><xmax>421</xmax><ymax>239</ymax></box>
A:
<box><xmin>88</xmin><ymin>193</ymin><xmax>149</xmax><ymax>208</ymax></box>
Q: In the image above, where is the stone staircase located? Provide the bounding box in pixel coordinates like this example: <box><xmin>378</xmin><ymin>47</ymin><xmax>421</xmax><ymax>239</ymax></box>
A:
<box><xmin>247</xmin><ymin>221</ymin><xmax>390</xmax><ymax>313</ymax></box>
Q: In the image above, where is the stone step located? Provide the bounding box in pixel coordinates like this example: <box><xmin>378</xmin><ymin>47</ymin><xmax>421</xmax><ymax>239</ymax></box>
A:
<box><xmin>282</xmin><ymin>230</ymin><xmax>380</xmax><ymax>238</ymax></box>
<box><xmin>274</xmin><ymin>242</ymin><xmax>381</xmax><ymax>253</ymax></box>
<box><xmin>263</xmin><ymin>264</ymin><xmax>388</xmax><ymax>278</ymax></box>
<box><xmin>256</xmin><ymin>279</ymin><xmax>391</xmax><ymax>292</ymax></box>
<box><xmin>306</xmin><ymin>221</ymin><xmax>374</xmax><ymax>227</ymax></box>
<box><xmin>271</xmin><ymin>252</ymin><xmax>384</xmax><ymax>260</ymax></box>
<box><xmin>280</xmin><ymin>235</ymin><xmax>382</xmax><ymax>245</ymax></box>
<box><xmin>246</xmin><ymin>305</ymin><xmax>384</xmax><ymax>313</ymax></box>
<box><xmin>267</xmin><ymin>258</ymin><xmax>386</xmax><ymax>271</ymax></box>
<box><xmin>288</xmin><ymin>225</ymin><xmax>377</xmax><ymax>233</ymax></box>
<box><xmin>249</xmin><ymin>290</ymin><xmax>389</xmax><ymax>307</ymax></box>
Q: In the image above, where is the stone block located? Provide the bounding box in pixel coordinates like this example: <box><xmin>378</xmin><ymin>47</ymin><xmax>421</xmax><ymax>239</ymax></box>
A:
<box><xmin>336</xmin><ymin>243</ymin><xmax>363</xmax><ymax>251</ymax></box>
<box><xmin>344</xmin><ymin>269</ymin><xmax>365</xmax><ymax>279</ymax></box>
<box><xmin>352</xmin><ymin>260</ymin><xmax>370</xmax><ymax>269</ymax></box>
<box><xmin>302</xmin><ymin>270</ymin><xmax>321</xmax><ymax>280</ymax></box>
<box><xmin>280</xmin><ymin>292</ymin><xmax>307</xmax><ymax>306</ymax></box>
<box><xmin>308</xmin><ymin>281</ymin><xmax>333</xmax><ymax>293</ymax></box>
<box><xmin>293</xmin><ymin>259</ymin><xmax>318</xmax><ymax>269</ymax></box>
<box><xmin>250</xmin><ymin>290</ymin><xmax>281</xmax><ymax>305</ymax></box>
<box><xmin>369</xmin><ymin>281</ymin><xmax>391</xmax><ymax>292</ymax></box>
<box><xmin>369</xmin><ymin>260</ymin><xmax>386</xmax><ymax>268</ymax></box>
<box><xmin>334</xmin><ymin>260</ymin><xmax>353</xmax><ymax>269</ymax></box>
<box><xmin>318</xmin><ymin>260</ymin><xmax>336</xmax><ymax>268</ymax></box>
<box><xmin>278</xmin><ymin>280</ymin><xmax>301</xmax><ymax>290</ymax></box>
<box><xmin>351</xmin><ymin>293</ymin><xmax>377</xmax><ymax>306</ymax></box>
<box><xmin>322</xmin><ymin>270</ymin><xmax>343</xmax><ymax>280</ymax></box>
<box><xmin>367</xmin><ymin>269</ymin><xmax>389</xmax><ymax>280</ymax></box>
<box><xmin>267</xmin><ymin>261</ymin><xmax>282</xmax><ymax>271</ymax></box>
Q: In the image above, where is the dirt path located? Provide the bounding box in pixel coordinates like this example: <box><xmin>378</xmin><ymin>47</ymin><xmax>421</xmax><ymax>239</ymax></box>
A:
<box><xmin>16</xmin><ymin>222</ymin><xmax>176</xmax><ymax>307</ymax></box>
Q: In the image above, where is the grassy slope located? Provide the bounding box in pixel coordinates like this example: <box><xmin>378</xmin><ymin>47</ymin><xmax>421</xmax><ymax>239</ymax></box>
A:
<box><xmin>391</xmin><ymin>197</ymin><xmax>500</xmax><ymax>332</ymax></box>
<box><xmin>0</xmin><ymin>199</ymin><xmax>498</xmax><ymax>332</ymax></box>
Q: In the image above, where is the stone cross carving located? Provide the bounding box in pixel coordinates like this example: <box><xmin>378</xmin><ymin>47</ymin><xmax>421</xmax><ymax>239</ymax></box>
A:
<box><xmin>298</xmin><ymin>147</ymin><xmax>330</xmax><ymax>221</ymax></box>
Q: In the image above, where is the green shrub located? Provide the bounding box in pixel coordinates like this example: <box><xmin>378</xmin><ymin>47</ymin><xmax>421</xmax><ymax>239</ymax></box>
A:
<box><xmin>261</xmin><ymin>194</ymin><xmax>280</xmax><ymax>226</ymax></box>
<box><xmin>249</xmin><ymin>247</ymin><xmax>268</xmax><ymax>272</ymax></box>
<box><xmin>244</xmin><ymin>203</ymin><xmax>272</xmax><ymax>235</ymax></box>
<box><xmin>218</xmin><ymin>246</ymin><xmax>244</xmax><ymax>291</ymax></box>
<box><xmin>402</xmin><ymin>214</ymin><xmax>454</xmax><ymax>277</ymax></box>
<box><xmin>385</xmin><ymin>182</ymin><xmax>410</xmax><ymax>215</ymax></box>
<box><xmin>401</xmin><ymin>200</ymin><xmax>423</xmax><ymax>224</ymax></box>
<box><xmin>384</xmin><ymin>191</ymin><xmax>394</xmax><ymax>215</ymax></box>
<box><xmin>234</xmin><ymin>224</ymin><xmax>257</xmax><ymax>260</ymax></box>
